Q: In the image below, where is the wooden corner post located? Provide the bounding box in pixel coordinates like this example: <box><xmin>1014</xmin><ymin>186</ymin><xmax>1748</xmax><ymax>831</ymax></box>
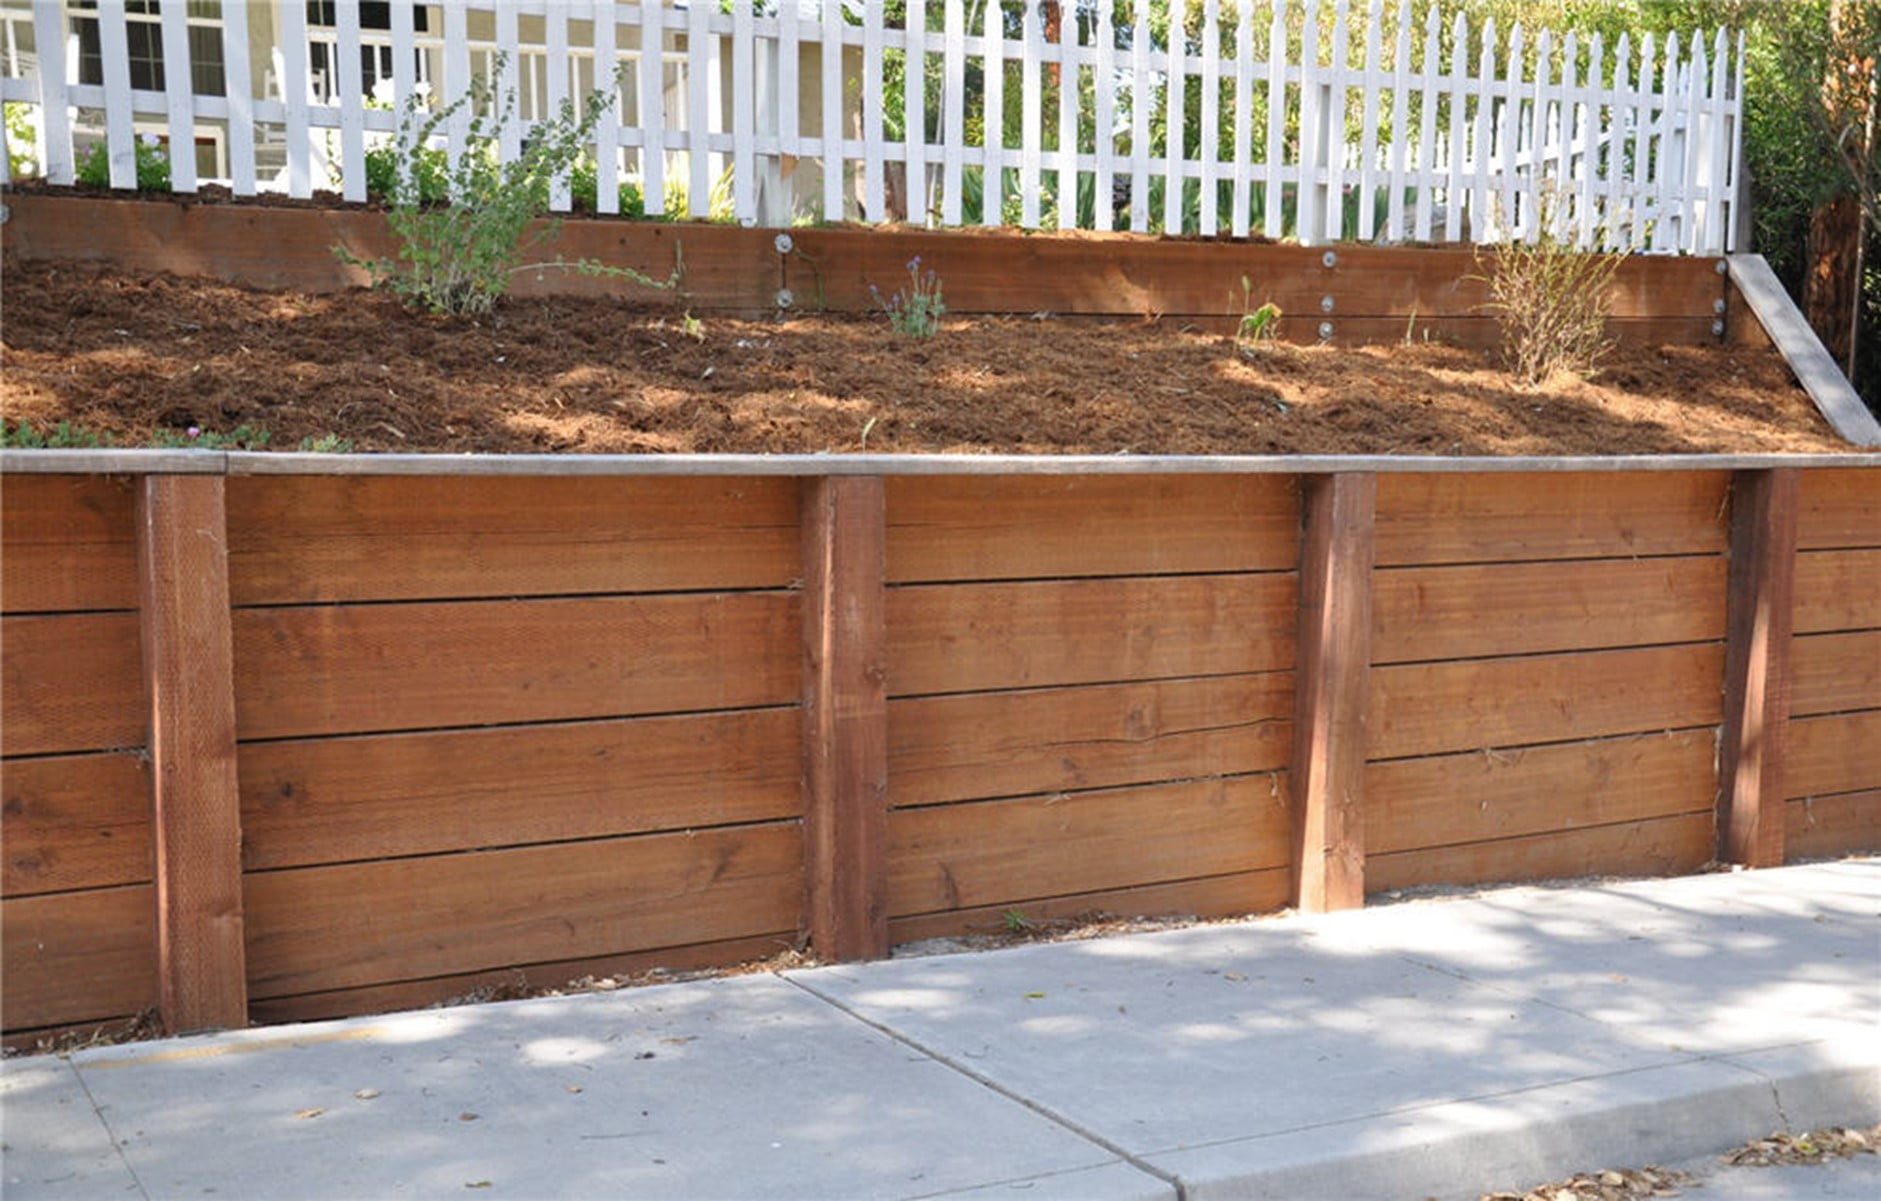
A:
<box><xmin>1290</xmin><ymin>472</ymin><xmax>1376</xmax><ymax>913</ymax></box>
<box><xmin>800</xmin><ymin>476</ymin><xmax>889</xmax><ymax>961</ymax></box>
<box><xmin>1718</xmin><ymin>467</ymin><xmax>1799</xmax><ymax>868</ymax></box>
<box><xmin>136</xmin><ymin>474</ymin><xmax>248</xmax><ymax>1033</ymax></box>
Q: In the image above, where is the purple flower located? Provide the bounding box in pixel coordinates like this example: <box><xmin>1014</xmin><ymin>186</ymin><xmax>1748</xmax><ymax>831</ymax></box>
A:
<box><xmin>186</xmin><ymin>426</ymin><xmax>201</xmax><ymax>439</ymax></box>
<box><xmin>907</xmin><ymin>256</ymin><xmax>920</xmax><ymax>271</ymax></box>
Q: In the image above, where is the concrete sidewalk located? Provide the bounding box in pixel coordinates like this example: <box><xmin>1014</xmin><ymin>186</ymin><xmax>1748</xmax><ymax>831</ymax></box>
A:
<box><xmin>3</xmin><ymin>860</ymin><xmax>1876</xmax><ymax>1201</ymax></box>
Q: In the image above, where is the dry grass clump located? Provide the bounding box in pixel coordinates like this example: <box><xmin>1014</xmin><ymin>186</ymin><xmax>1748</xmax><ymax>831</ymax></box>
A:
<box><xmin>1482</xmin><ymin>195</ymin><xmax>1626</xmax><ymax>386</ymax></box>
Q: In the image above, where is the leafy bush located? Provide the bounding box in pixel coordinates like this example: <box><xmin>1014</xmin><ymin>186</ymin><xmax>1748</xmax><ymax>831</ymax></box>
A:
<box><xmin>149</xmin><ymin>424</ymin><xmax>272</xmax><ymax>450</ymax></box>
<box><xmin>567</xmin><ymin>156</ymin><xmax>645</xmax><ymax>218</ymax></box>
<box><xmin>1</xmin><ymin>418</ymin><xmax>114</xmax><ymax>448</ymax></box>
<box><xmin>364</xmin><ymin>140</ymin><xmax>450</xmax><ymax>207</ymax></box>
<box><xmin>339</xmin><ymin>55</ymin><xmax>676</xmax><ymax>316</ymax></box>
<box><xmin>75</xmin><ymin>134</ymin><xmax>171</xmax><ymax>191</ymax></box>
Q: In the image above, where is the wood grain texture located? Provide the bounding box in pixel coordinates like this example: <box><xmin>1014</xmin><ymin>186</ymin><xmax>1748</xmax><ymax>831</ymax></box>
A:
<box><xmin>240</xmin><ymin>709</ymin><xmax>801</xmax><ymax>870</ymax></box>
<box><xmin>885</xmin><ymin>474</ymin><xmax>1298</xmax><ymax>583</ymax></box>
<box><xmin>1794</xmin><ymin>549</ymin><xmax>1881</xmax><ymax>634</ymax></box>
<box><xmin>1367</xmin><ymin>812</ymin><xmax>1715</xmax><ymax>893</ymax></box>
<box><xmin>1375</xmin><ymin>472</ymin><xmax>1729</xmax><ymax>566</ymax></box>
<box><xmin>784</xmin><ymin>229</ymin><xmax>1721</xmax><ymax>318</ymax></box>
<box><xmin>887</xmin><ymin>869</ymin><xmax>1292</xmax><ymax>944</ymax></box>
<box><xmin>1290</xmin><ymin>472</ymin><xmax>1375</xmax><ymax>912</ymax></box>
<box><xmin>3</xmin><ymin>196</ymin><xmax>774</xmax><ymax>306</ymax></box>
<box><xmin>887</xmin><ymin>573</ymin><xmax>1297</xmax><ymax>697</ymax></box>
<box><xmin>1717</xmin><ymin>469</ymin><xmax>1798</xmax><ymax>867</ymax></box>
<box><xmin>1366</xmin><ymin>731</ymin><xmax>1716</xmax><ymax>856</ymax></box>
<box><xmin>1786</xmin><ymin>790</ymin><xmax>1881</xmax><ymax>860</ymax></box>
<box><xmin>887</xmin><ymin>776</ymin><xmax>1291</xmax><ymax>917</ymax></box>
<box><xmin>1786</xmin><ymin>711</ymin><xmax>1881</xmax><ymax>800</ymax></box>
<box><xmin>0</xmin><ymin>612</ymin><xmax>144</xmax><ymax>755</ymax></box>
<box><xmin>232</xmin><ymin>592</ymin><xmax>799</xmax><ymax>740</ymax></box>
<box><xmin>1368</xmin><ymin>643</ymin><xmax>1727</xmax><ymax>760</ymax></box>
<box><xmin>1790</xmin><ymin>631</ymin><xmax>1881</xmax><ymax>718</ymax></box>
<box><xmin>226</xmin><ymin>475</ymin><xmax>799</xmax><ymax>604</ymax></box>
<box><xmin>2</xmin><ymin>752</ymin><xmax>152</xmax><ymax>896</ymax></box>
<box><xmin>246</xmin><ymin>931</ymin><xmax>800</xmax><ymax>1027</ymax></box>
<box><xmin>1797</xmin><ymin>467</ymin><xmax>1881</xmax><ymax>550</ymax></box>
<box><xmin>2</xmin><ymin>886</ymin><xmax>157</xmax><ymax>1032</ymax></box>
<box><xmin>243</xmin><ymin>822</ymin><xmax>802</xmax><ymax>998</ymax></box>
<box><xmin>889</xmin><ymin>673</ymin><xmax>1293</xmax><ymax>809</ymax></box>
<box><xmin>1373</xmin><ymin>555</ymin><xmax>1726</xmax><ymax>664</ymax></box>
<box><xmin>0</xmin><ymin>474</ymin><xmax>137</xmax><ymax>613</ymax></box>
<box><xmin>138</xmin><ymin>474</ymin><xmax>247</xmax><ymax>1032</ymax></box>
<box><xmin>800</xmin><ymin>476</ymin><xmax>889</xmax><ymax>961</ymax></box>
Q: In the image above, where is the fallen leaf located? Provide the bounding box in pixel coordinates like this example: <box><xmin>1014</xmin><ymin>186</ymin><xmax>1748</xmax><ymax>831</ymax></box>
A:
<box><xmin>565</xmin><ymin>1085</ymin><xmax>584</xmax><ymax>1094</ymax></box>
<box><xmin>1223</xmin><ymin>972</ymin><xmax>1247</xmax><ymax>982</ymax></box>
<box><xmin>1023</xmin><ymin>991</ymin><xmax>1046</xmax><ymax>999</ymax></box>
<box><xmin>354</xmin><ymin>1088</ymin><xmax>381</xmax><ymax>1100</ymax></box>
<box><xmin>458</xmin><ymin>1112</ymin><xmax>479</xmax><ymax>1122</ymax></box>
<box><xmin>465</xmin><ymin>1182</ymin><xmax>492</xmax><ymax>1190</ymax></box>
<box><xmin>293</xmin><ymin>1108</ymin><xmax>325</xmax><ymax>1120</ymax></box>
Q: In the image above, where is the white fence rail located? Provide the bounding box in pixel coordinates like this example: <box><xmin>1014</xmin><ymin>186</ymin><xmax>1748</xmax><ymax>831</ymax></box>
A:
<box><xmin>0</xmin><ymin>1</ymin><xmax>1745</xmax><ymax>252</ymax></box>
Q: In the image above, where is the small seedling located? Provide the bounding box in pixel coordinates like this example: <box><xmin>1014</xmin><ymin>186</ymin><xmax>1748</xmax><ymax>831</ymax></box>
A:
<box><xmin>681</xmin><ymin>312</ymin><xmax>705</xmax><ymax>342</ymax></box>
<box><xmin>296</xmin><ymin>433</ymin><xmax>356</xmax><ymax>453</ymax></box>
<box><xmin>150</xmin><ymin>423</ymin><xmax>271</xmax><ymax>450</ymax></box>
<box><xmin>1002</xmin><ymin>908</ymin><xmax>1036</xmax><ymax>935</ymax></box>
<box><xmin>1234</xmin><ymin>277</ymin><xmax>1281</xmax><ymax>356</ymax></box>
<box><xmin>1</xmin><ymin>418</ymin><xmax>114</xmax><ymax>448</ymax></box>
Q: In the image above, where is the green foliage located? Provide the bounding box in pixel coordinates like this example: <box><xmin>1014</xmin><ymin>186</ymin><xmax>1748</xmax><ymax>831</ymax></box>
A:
<box><xmin>1481</xmin><ymin>192</ymin><xmax>1626</xmax><ymax>386</ymax></box>
<box><xmin>75</xmin><ymin>134</ymin><xmax>171</xmax><ymax>191</ymax></box>
<box><xmin>296</xmin><ymin>433</ymin><xmax>356</xmax><ymax>453</ymax></box>
<box><xmin>567</xmin><ymin>156</ymin><xmax>646</xmax><ymax>218</ymax></box>
<box><xmin>1235</xmin><ymin>278</ymin><xmax>1282</xmax><ymax>354</ymax></box>
<box><xmin>1</xmin><ymin>418</ymin><xmax>114</xmax><ymax>448</ymax></box>
<box><xmin>364</xmin><ymin>139</ymin><xmax>450</xmax><ymax>206</ymax></box>
<box><xmin>149</xmin><ymin>423</ymin><xmax>271</xmax><ymax>450</ymax></box>
<box><xmin>871</xmin><ymin>255</ymin><xmax>947</xmax><ymax>338</ymax></box>
<box><xmin>4</xmin><ymin>102</ymin><xmax>38</xmax><ymax>179</ymax></box>
<box><xmin>339</xmin><ymin>54</ymin><xmax>678</xmax><ymax>316</ymax></box>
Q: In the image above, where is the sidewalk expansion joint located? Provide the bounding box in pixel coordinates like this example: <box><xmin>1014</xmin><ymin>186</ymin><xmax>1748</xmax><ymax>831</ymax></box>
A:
<box><xmin>780</xmin><ymin>972</ymin><xmax>1189</xmax><ymax>1201</ymax></box>
<box><xmin>69</xmin><ymin>1057</ymin><xmax>152</xmax><ymax>1201</ymax></box>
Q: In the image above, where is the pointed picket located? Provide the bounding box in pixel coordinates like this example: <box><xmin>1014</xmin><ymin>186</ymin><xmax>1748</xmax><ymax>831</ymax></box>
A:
<box><xmin>1384</xmin><ymin>0</ymin><xmax>1411</xmax><ymax>241</ymax></box>
<box><xmin>1412</xmin><ymin>4</ymin><xmax>1438</xmax><ymax>241</ymax></box>
<box><xmin>1231</xmin><ymin>1</ymin><xmax>1253</xmax><ymax>238</ymax></box>
<box><xmin>1056</xmin><ymin>0</ymin><xmax>1078</xmax><ymax>231</ymax></box>
<box><xmin>1162</xmin><ymin>0</ymin><xmax>1187</xmax><ymax>235</ymax></box>
<box><xmin>984</xmin><ymin>0</ymin><xmax>1006</xmax><ymax>226</ymax></box>
<box><xmin>1263</xmin><ymin>0</ymin><xmax>1286</xmax><ymax>239</ymax></box>
<box><xmin>1130</xmin><ymin>1</ymin><xmax>1151</xmax><ymax>232</ymax></box>
<box><xmin>641</xmin><ymin>0</ymin><xmax>667</xmax><ymax>217</ymax></box>
<box><xmin>1094</xmin><ymin>2</ymin><xmax>1116</xmax><ymax>232</ymax></box>
<box><xmin>1355</xmin><ymin>3</ymin><xmax>1382</xmax><ymax>241</ymax></box>
<box><xmin>1198</xmin><ymin>0</ymin><xmax>1220</xmax><ymax>236</ymax></box>
<box><xmin>942</xmin><ymin>0</ymin><xmax>966</xmax><ymax>226</ymax></box>
<box><xmin>906</xmin><ymin>0</ymin><xmax>927</xmax><ymax>226</ymax></box>
<box><xmin>221</xmin><ymin>0</ymin><xmax>256</xmax><ymax>193</ymax></box>
<box><xmin>594</xmin><ymin>0</ymin><xmax>621</xmax><ymax>215</ymax></box>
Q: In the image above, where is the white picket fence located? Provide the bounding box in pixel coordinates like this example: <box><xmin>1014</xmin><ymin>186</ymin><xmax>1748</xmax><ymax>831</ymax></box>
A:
<box><xmin>0</xmin><ymin>1</ymin><xmax>1745</xmax><ymax>252</ymax></box>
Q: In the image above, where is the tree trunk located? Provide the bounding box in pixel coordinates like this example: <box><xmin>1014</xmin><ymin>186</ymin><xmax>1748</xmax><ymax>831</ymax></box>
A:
<box><xmin>1803</xmin><ymin>192</ymin><xmax>1862</xmax><ymax>376</ymax></box>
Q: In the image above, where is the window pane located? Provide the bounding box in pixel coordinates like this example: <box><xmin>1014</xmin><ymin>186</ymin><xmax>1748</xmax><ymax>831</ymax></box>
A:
<box><xmin>188</xmin><ymin>24</ymin><xmax>224</xmax><ymax>96</ymax></box>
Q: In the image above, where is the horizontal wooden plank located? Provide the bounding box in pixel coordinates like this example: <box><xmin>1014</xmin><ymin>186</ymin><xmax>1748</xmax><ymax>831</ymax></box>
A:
<box><xmin>1366</xmin><ymin>731</ymin><xmax>1716</xmax><ymax>856</ymax></box>
<box><xmin>243</xmin><ymin>822</ymin><xmax>801</xmax><ymax>998</ymax></box>
<box><xmin>887</xmin><ymin>573</ymin><xmax>1296</xmax><ymax>697</ymax></box>
<box><xmin>2</xmin><ymin>752</ymin><xmax>151</xmax><ymax>896</ymax></box>
<box><xmin>0</xmin><ymin>613</ymin><xmax>145</xmax><ymax>756</ymax></box>
<box><xmin>1373</xmin><ymin>556</ymin><xmax>1726</xmax><ymax>664</ymax></box>
<box><xmin>887</xmin><ymin>776</ymin><xmax>1291</xmax><ymax>917</ymax></box>
<box><xmin>1367</xmin><ymin>811</ymin><xmax>1715</xmax><ymax>894</ymax></box>
<box><xmin>232</xmin><ymin>592</ymin><xmax>799</xmax><ymax>740</ymax></box>
<box><xmin>0</xmin><ymin>475</ymin><xmax>138</xmax><ymax>613</ymax></box>
<box><xmin>1790</xmin><ymin>631</ymin><xmax>1881</xmax><ymax>718</ymax></box>
<box><xmin>241</xmin><ymin>709</ymin><xmax>800</xmax><ymax>870</ymax></box>
<box><xmin>885</xmin><ymin>475</ymin><xmax>1298</xmax><ymax>582</ymax></box>
<box><xmin>1786</xmin><ymin>711</ymin><xmax>1881</xmax><ymax>801</ymax></box>
<box><xmin>4</xmin><ymin>196</ymin><xmax>771</xmax><ymax>307</ymax></box>
<box><xmin>1786</xmin><ymin>790</ymin><xmax>1881</xmax><ymax>860</ymax></box>
<box><xmin>1368</xmin><ymin>643</ymin><xmax>1726</xmax><ymax>760</ymax></box>
<box><xmin>784</xmin><ymin>230</ymin><xmax>1720</xmax><ymax>320</ymax></box>
<box><xmin>226</xmin><ymin>475</ymin><xmax>799</xmax><ymax>604</ymax></box>
<box><xmin>246</xmin><ymin>931</ymin><xmax>799</xmax><ymax>1028</ymax></box>
<box><xmin>1794</xmin><ymin>549</ymin><xmax>1881</xmax><ymax>634</ymax></box>
<box><xmin>889</xmin><ymin>673</ymin><xmax>1293</xmax><ymax>809</ymax></box>
<box><xmin>1797</xmin><ymin>467</ymin><xmax>1881</xmax><ymax>550</ymax></box>
<box><xmin>887</xmin><ymin>869</ymin><xmax>1291</xmax><ymax>945</ymax></box>
<box><xmin>2</xmin><ymin>885</ymin><xmax>157</xmax><ymax>1032</ymax></box>
<box><xmin>1374</xmin><ymin>472</ymin><xmax>1730</xmax><ymax>566</ymax></box>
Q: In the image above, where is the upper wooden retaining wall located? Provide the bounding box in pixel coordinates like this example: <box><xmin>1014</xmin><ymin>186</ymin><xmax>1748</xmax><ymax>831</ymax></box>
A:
<box><xmin>2</xmin><ymin>194</ymin><xmax>1743</xmax><ymax>348</ymax></box>
<box><xmin>3</xmin><ymin>452</ymin><xmax>1876</xmax><ymax>1045</ymax></box>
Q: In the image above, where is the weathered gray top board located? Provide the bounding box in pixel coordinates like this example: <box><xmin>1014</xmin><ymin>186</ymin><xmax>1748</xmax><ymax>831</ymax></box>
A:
<box><xmin>1729</xmin><ymin>254</ymin><xmax>1881</xmax><ymax>448</ymax></box>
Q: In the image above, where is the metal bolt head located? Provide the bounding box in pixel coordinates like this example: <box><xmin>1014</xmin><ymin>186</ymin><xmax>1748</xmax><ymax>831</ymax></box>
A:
<box><xmin>1711</xmin><ymin>318</ymin><xmax>1725</xmax><ymax>337</ymax></box>
<box><xmin>1321</xmin><ymin>250</ymin><xmax>1338</xmax><ymax>269</ymax></box>
<box><xmin>1715</xmin><ymin>259</ymin><xmax>1728</xmax><ymax>274</ymax></box>
<box><xmin>775</xmin><ymin>288</ymin><xmax>794</xmax><ymax>309</ymax></box>
<box><xmin>1318</xmin><ymin>321</ymin><xmax>1334</xmax><ymax>340</ymax></box>
<box><xmin>1713</xmin><ymin>298</ymin><xmax>1727</xmax><ymax>315</ymax></box>
<box><xmin>774</xmin><ymin>233</ymin><xmax>794</xmax><ymax>255</ymax></box>
<box><xmin>1320</xmin><ymin>295</ymin><xmax>1335</xmax><ymax>313</ymax></box>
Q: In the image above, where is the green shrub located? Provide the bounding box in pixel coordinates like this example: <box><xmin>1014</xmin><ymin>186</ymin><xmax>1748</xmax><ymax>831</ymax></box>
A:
<box><xmin>364</xmin><ymin>140</ymin><xmax>449</xmax><ymax>206</ymax></box>
<box><xmin>75</xmin><ymin>134</ymin><xmax>171</xmax><ymax>191</ymax></box>
<box><xmin>567</xmin><ymin>156</ymin><xmax>645</xmax><ymax>218</ymax></box>
<box><xmin>338</xmin><ymin>55</ymin><xmax>677</xmax><ymax>316</ymax></box>
<box><xmin>1</xmin><ymin>418</ymin><xmax>114</xmax><ymax>448</ymax></box>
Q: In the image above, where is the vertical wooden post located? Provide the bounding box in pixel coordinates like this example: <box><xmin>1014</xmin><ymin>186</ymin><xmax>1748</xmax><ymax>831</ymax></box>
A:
<box><xmin>1718</xmin><ymin>467</ymin><xmax>1799</xmax><ymax>868</ymax></box>
<box><xmin>136</xmin><ymin>474</ymin><xmax>247</xmax><ymax>1033</ymax></box>
<box><xmin>800</xmin><ymin>475</ymin><xmax>889</xmax><ymax>961</ymax></box>
<box><xmin>1290</xmin><ymin>472</ymin><xmax>1376</xmax><ymax>912</ymax></box>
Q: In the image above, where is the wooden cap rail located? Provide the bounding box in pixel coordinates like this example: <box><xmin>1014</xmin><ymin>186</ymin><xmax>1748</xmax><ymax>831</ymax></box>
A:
<box><xmin>3</xmin><ymin>455</ymin><xmax>1873</xmax><ymax>1040</ymax></box>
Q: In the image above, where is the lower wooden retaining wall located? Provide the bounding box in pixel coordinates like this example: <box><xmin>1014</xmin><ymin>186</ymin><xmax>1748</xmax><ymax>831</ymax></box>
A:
<box><xmin>2</xmin><ymin>454</ymin><xmax>1877</xmax><ymax>1044</ymax></box>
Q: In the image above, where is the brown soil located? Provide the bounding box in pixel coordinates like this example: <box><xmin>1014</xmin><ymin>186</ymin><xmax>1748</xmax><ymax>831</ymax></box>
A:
<box><xmin>0</xmin><ymin>256</ymin><xmax>1856</xmax><ymax>455</ymax></box>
